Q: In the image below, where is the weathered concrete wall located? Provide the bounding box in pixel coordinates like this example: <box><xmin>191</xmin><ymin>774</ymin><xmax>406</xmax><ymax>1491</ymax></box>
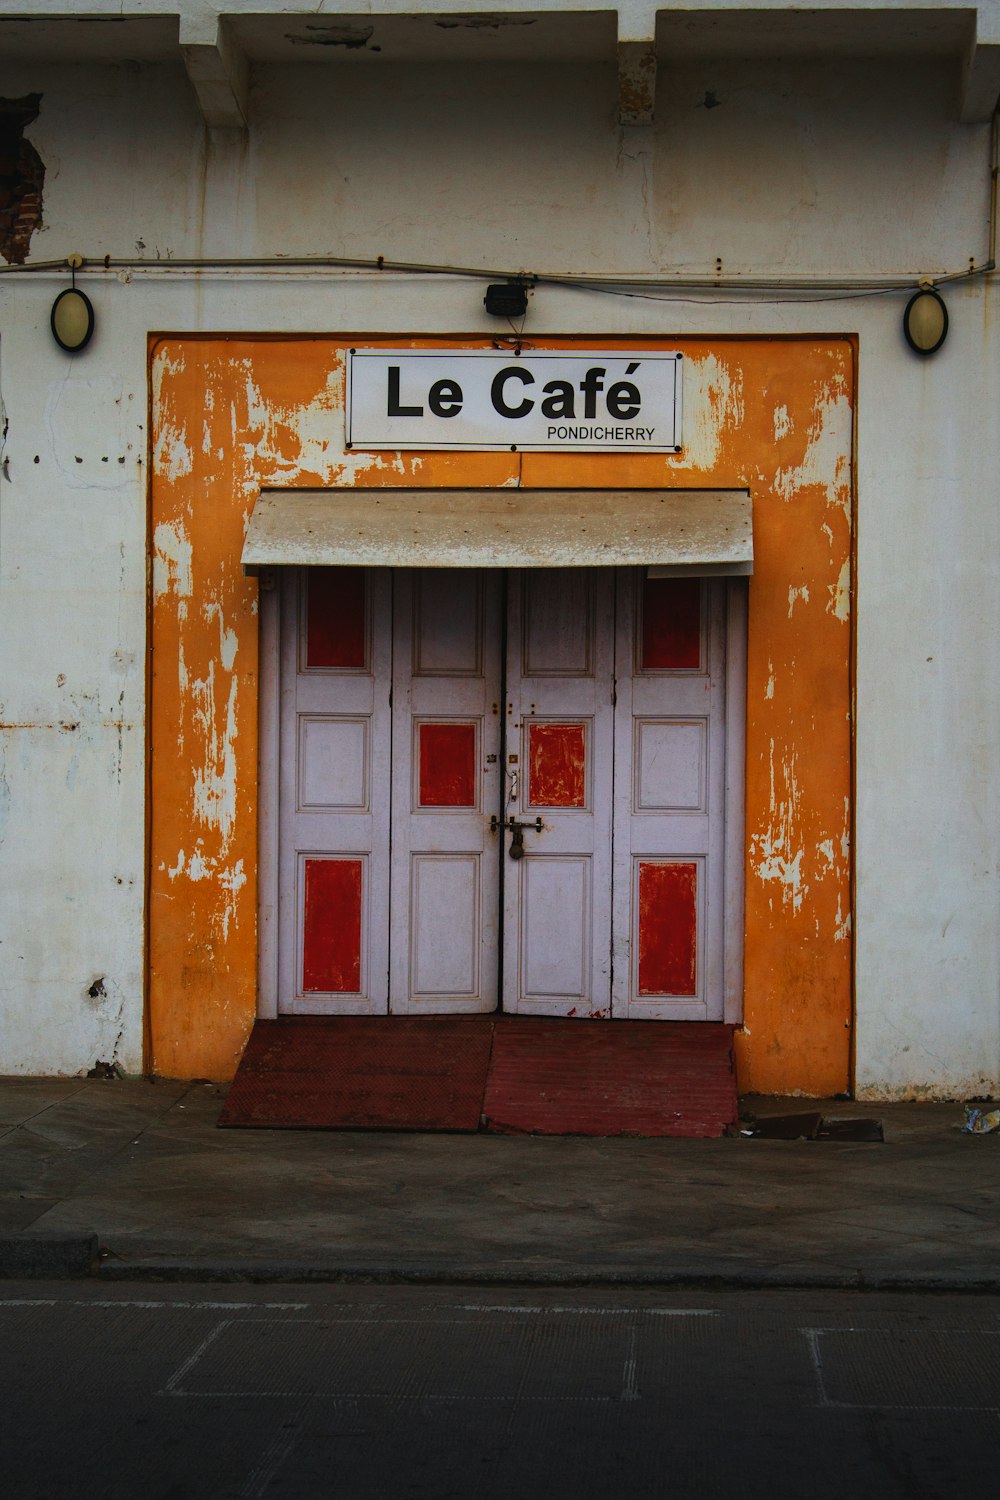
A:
<box><xmin>5</xmin><ymin>57</ymin><xmax>990</xmax><ymax>274</ymax></box>
<box><xmin>0</xmin><ymin>48</ymin><xmax>996</xmax><ymax>1095</ymax></box>
<box><xmin>853</xmin><ymin>290</ymin><xmax>1000</xmax><ymax>1101</ymax></box>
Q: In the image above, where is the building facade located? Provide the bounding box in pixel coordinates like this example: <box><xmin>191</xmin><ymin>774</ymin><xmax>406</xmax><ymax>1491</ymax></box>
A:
<box><xmin>0</xmin><ymin>0</ymin><xmax>997</xmax><ymax>1099</ymax></box>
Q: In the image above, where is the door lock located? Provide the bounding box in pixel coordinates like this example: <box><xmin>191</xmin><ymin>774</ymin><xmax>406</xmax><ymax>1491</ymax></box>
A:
<box><xmin>500</xmin><ymin>815</ymin><xmax>543</xmax><ymax>860</ymax></box>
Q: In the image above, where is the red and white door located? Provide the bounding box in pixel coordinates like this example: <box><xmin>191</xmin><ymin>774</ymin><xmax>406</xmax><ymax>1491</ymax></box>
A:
<box><xmin>502</xmin><ymin>569</ymin><xmax>615</xmax><ymax>1016</ymax></box>
<box><xmin>388</xmin><ymin>569</ymin><xmax>502</xmax><ymax>1012</ymax></box>
<box><xmin>263</xmin><ymin>565</ymin><xmax>743</xmax><ymax>1021</ymax></box>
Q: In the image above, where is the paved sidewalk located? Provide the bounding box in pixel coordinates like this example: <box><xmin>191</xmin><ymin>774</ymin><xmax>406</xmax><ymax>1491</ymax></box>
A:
<box><xmin>1</xmin><ymin>1076</ymin><xmax>997</xmax><ymax>1288</ymax></box>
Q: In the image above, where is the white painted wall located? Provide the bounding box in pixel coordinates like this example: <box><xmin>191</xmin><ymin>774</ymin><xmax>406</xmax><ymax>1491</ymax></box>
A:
<box><xmin>0</xmin><ymin>43</ymin><xmax>997</xmax><ymax>1093</ymax></box>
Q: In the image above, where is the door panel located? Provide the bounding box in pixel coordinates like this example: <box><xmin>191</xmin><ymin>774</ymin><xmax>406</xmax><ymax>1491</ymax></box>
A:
<box><xmin>301</xmin><ymin>854</ymin><xmax>365</xmax><ymax>993</ymax></box>
<box><xmin>518</xmin><ymin>855</ymin><xmax>592</xmax><ymax>1000</ymax></box>
<box><xmin>635</xmin><ymin>856</ymin><xmax>701</xmax><ymax>996</ymax></box>
<box><xmin>612</xmin><ymin>571</ymin><xmax>729</xmax><ymax>1019</ymax></box>
<box><xmin>278</xmin><ymin>568</ymin><xmax>391</xmax><ymax>1014</ymax></box>
<box><xmin>389</xmin><ymin>569</ymin><xmax>501</xmax><ymax>1012</ymax></box>
<box><xmin>502</xmin><ymin>569</ymin><xmax>615</xmax><ymax>1016</ymax></box>
<box><xmin>408</xmin><ymin>853</ymin><xmax>483</xmax><ymax>997</ymax></box>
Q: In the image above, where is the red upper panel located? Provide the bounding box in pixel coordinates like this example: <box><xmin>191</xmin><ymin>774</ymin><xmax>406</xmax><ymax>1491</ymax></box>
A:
<box><xmin>641</xmin><ymin>578</ymin><xmax>702</xmax><ymax>670</ymax></box>
<box><xmin>305</xmin><ymin>568</ymin><xmax>367</xmax><ymax>670</ymax></box>
<box><xmin>418</xmin><ymin>722</ymin><xmax>478</xmax><ymax>807</ymax></box>
<box><xmin>528</xmin><ymin>722</ymin><xmax>587</xmax><ymax>808</ymax></box>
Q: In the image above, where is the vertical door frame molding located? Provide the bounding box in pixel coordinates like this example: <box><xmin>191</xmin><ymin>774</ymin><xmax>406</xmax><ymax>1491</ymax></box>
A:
<box><xmin>257</xmin><ymin>576</ymin><xmax>280</xmax><ymax>1019</ymax></box>
<box><xmin>723</xmin><ymin>576</ymin><xmax>748</xmax><ymax>1025</ymax></box>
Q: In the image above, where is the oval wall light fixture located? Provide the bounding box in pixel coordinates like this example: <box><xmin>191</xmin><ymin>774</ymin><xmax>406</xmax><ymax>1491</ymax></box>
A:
<box><xmin>51</xmin><ymin>253</ymin><xmax>94</xmax><ymax>353</ymax></box>
<box><xmin>903</xmin><ymin>283</ymin><xmax>948</xmax><ymax>356</ymax></box>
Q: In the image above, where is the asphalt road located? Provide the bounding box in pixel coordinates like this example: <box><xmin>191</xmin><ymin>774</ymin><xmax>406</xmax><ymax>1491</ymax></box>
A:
<box><xmin>2</xmin><ymin>1282</ymin><xmax>998</xmax><ymax>1499</ymax></box>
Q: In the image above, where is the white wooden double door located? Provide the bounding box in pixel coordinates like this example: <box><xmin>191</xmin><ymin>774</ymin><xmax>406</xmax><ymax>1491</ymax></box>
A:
<box><xmin>271</xmin><ymin>566</ymin><xmax>740</xmax><ymax>1021</ymax></box>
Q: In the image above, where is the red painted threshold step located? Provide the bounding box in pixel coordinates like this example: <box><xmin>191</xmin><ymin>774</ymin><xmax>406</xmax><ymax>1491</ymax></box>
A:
<box><xmin>218</xmin><ymin>1016</ymin><xmax>493</xmax><ymax>1132</ymax></box>
<box><xmin>483</xmin><ymin>1018</ymin><xmax>736</xmax><ymax>1138</ymax></box>
<box><xmin>219</xmin><ymin>1016</ymin><xmax>737</xmax><ymax>1138</ymax></box>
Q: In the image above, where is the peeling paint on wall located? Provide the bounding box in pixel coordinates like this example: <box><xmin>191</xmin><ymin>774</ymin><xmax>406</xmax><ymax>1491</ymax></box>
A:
<box><xmin>828</xmin><ymin>558</ymin><xmax>850</xmax><ymax>621</ymax></box>
<box><xmin>189</xmin><ymin>662</ymin><xmax>239</xmax><ymax>844</ymax></box>
<box><xmin>752</xmin><ymin>743</ymin><xmax>806</xmax><ymax>914</ymax></box>
<box><xmin>773</xmin><ymin>386</ymin><xmax>852</xmax><ymax>518</ymax></box>
<box><xmin>153</xmin><ymin>521</ymin><xmax>193</xmax><ymax>601</ymax></box>
<box><xmin>149</xmin><ymin>336</ymin><xmax>854</xmax><ymax>1091</ymax></box>
<box><xmin>0</xmin><ymin>95</ymin><xmax>45</xmax><ymax>266</ymax></box>
<box><xmin>787</xmin><ymin>584</ymin><xmax>810</xmax><ymax>617</ymax></box>
<box><xmin>154</xmin><ymin>425</ymin><xmax>194</xmax><ymax>484</ymax></box>
<box><xmin>164</xmin><ymin>845</ymin><xmax>247</xmax><ymax>941</ymax></box>
<box><xmin>671</xmin><ymin>353</ymin><xmax>745</xmax><ymax>473</ymax></box>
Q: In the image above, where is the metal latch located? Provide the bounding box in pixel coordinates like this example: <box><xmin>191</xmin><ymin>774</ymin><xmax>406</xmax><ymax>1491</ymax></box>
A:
<box><xmin>500</xmin><ymin>815</ymin><xmax>543</xmax><ymax>860</ymax></box>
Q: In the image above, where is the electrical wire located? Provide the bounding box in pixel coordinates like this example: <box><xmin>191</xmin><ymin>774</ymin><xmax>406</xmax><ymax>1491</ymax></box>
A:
<box><xmin>0</xmin><ymin>252</ymin><xmax>993</xmax><ymax>304</ymax></box>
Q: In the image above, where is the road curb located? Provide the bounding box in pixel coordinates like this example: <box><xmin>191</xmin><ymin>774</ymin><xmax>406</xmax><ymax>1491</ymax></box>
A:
<box><xmin>92</xmin><ymin>1255</ymin><xmax>1000</xmax><ymax>1293</ymax></box>
<box><xmin>0</xmin><ymin>1234</ymin><xmax>100</xmax><ymax>1279</ymax></box>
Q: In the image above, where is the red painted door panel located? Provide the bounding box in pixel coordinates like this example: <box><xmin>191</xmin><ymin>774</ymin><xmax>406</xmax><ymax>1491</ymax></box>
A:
<box><xmin>641</xmin><ymin>577</ymin><xmax>702</xmax><ymax>671</ymax></box>
<box><xmin>305</xmin><ymin>567</ymin><xmax>367</xmax><ymax>670</ymax></box>
<box><xmin>637</xmin><ymin>860</ymin><xmax>699</xmax><ymax>997</ymax></box>
<box><xmin>527</xmin><ymin>722</ymin><xmax>588</xmax><ymax>809</ymax></box>
<box><xmin>417</xmin><ymin>722</ymin><xmax>478</xmax><ymax>808</ymax></box>
<box><xmin>302</xmin><ymin>857</ymin><xmax>363</xmax><ymax>993</ymax></box>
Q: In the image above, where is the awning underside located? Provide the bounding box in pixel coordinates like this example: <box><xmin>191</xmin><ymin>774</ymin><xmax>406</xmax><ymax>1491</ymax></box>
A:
<box><xmin>241</xmin><ymin>488</ymin><xmax>753</xmax><ymax>573</ymax></box>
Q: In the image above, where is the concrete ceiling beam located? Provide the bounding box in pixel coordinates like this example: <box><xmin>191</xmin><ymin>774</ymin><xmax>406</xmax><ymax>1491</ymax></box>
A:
<box><xmin>618</xmin><ymin>37</ymin><xmax>657</xmax><ymax>127</ymax></box>
<box><xmin>618</xmin><ymin>5</ymin><xmax>657</xmax><ymax>127</ymax></box>
<box><xmin>960</xmin><ymin>36</ymin><xmax>1000</xmax><ymax>122</ymax></box>
<box><xmin>180</xmin><ymin>14</ymin><xmax>249</xmax><ymax>130</ymax></box>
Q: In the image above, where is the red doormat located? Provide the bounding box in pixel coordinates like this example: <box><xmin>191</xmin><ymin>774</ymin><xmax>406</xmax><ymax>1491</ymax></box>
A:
<box><xmin>483</xmin><ymin>1018</ymin><xmax>736</xmax><ymax>1138</ymax></box>
<box><xmin>218</xmin><ymin>1016</ymin><xmax>494</xmax><ymax>1132</ymax></box>
<box><xmin>219</xmin><ymin>1017</ymin><xmax>736</xmax><ymax>1137</ymax></box>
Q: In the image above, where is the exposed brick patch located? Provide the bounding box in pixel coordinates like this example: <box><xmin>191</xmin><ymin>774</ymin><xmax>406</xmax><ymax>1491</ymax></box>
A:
<box><xmin>0</xmin><ymin>94</ymin><xmax>45</xmax><ymax>266</ymax></box>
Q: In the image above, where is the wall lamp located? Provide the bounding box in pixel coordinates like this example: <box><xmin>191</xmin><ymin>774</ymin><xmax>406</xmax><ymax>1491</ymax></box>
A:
<box><xmin>484</xmin><ymin>280</ymin><xmax>530</xmax><ymax>318</ymax></box>
<box><xmin>903</xmin><ymin>281</ymin><xmax>948</xmax><ymax>356</ymax></box>
<box><xmin>50</xmin><ymin>253</ymin><xmax>95</xmax><ymax>353</ymax></box>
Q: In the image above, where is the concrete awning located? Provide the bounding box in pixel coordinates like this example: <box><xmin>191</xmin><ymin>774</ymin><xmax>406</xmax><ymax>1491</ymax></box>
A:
<box><xmin>241</xmin><ymin>488</ymin><xmax>753</xmax><ymax>574</ymax></box>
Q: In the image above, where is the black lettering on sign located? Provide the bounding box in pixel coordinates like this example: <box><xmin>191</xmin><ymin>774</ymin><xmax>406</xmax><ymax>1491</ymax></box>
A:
<box><xmin>491</xmin><ymin>366</ymin><xmax>535</xmax><ymax>419</ymax></box>
<box><xmin>386</xmin><ymin>366</ymin><xmax>423</xmax><ymax>417</ymax></box>
<box><xmin>540</xmin><ymin>380</ymin><xmax>575</xmax><ymax>419</ymax></box>
<box><xmin>606</xmin><ymin>382</ymin><xmax>640</xmax><ymax>419</ymax></box>
<box><xmin>428</xmin><ymin>379</ymin><xmax>463</xmax><ymax>418</ymax></box>
<box><xmin>579</xmin><ymin>366</ymin><xmax>606</xmax><ymax>418</ymax></box>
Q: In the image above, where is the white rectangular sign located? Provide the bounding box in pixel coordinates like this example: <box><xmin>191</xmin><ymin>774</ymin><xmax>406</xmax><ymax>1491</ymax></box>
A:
<box><xmin>346</xmin><ymin>349</ymin><xmax>682</xmax><ymax>452</ymax></box>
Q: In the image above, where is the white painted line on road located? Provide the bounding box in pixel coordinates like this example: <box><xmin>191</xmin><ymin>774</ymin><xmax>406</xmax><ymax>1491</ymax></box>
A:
<box><xmin>648</xmin><ymin>1309</ymin><xmax>720</xmax><ymax>1317</ymax></box>
<box><xmin>803</xmin><ymin>1327</ymin><xmax>1000</xmax><ymax>1413</ymax></box>
<box><xmin>621</xmin><ymin>1322</ymin><xmax>640</xmax><ymax>1402</ymax></box>
<box><xmin>803</xmin><ymin>1328</ymin><xmax>830</xmax><ymax>1407</ymax></box>
<box><xmin>163</xmin><ymin>1320</ymin><xmax>230</xmax><ymax>1393</ymax></box>
<box><xmin>238</xmin><ymin>1396</ymin><xmax>313</xmax><ymax>1500</ymax></box>
<box><xmin>460</xmin><ymin>1306</ymin><xmax>719</xmax><ymax>1316</ymax></box>
<box><xmin>165</xmin><ymin>1390</ymin><xmax>623</xmax><ymax>1401</ymax></box>
<box><xmin>0</xmin><ymin>1299</ymin><xmax>309</xmax><ymax>1310</ymax></box>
